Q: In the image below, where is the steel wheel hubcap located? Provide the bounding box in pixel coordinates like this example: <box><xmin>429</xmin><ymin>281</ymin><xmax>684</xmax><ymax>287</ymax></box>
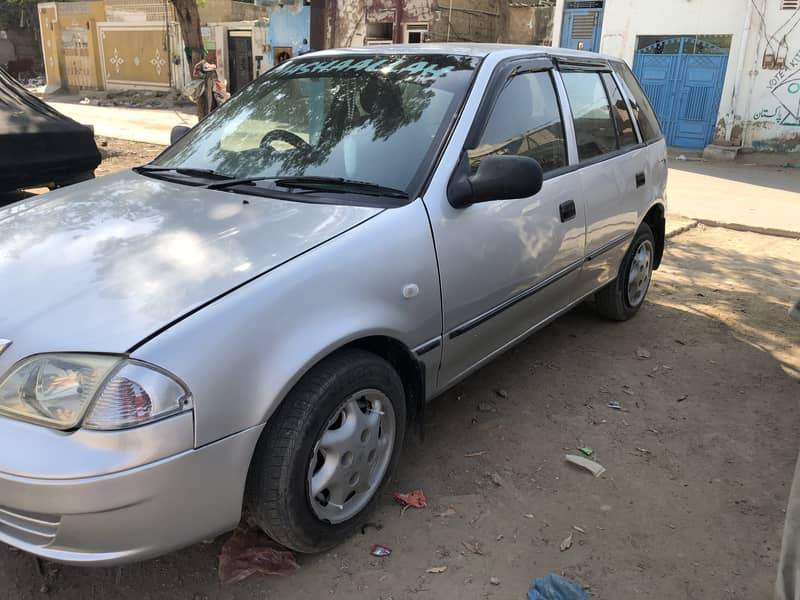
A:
<box><xmin>307</xmin><ymin>389</ymin><xmax>396</xmax><ymax>524</ymax></box>
<box><xmin>627</xmin><ymin>239</ymin><xmax>654</xmax><ymax>307</ymax></box>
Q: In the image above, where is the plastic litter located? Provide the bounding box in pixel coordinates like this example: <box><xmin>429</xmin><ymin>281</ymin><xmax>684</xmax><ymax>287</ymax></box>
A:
<box><xmin>528</xmin><ymin>574</ymin><xmax>592</xmax><ymax>600</ymax></box>
<box><xmin>426</xmin><ymin>566</ymin><xmax>447</xmax><ymax>573</ymax></box>
<box><xmin>565</xmin><ymin>454</ymin><xmax>606</xmax><ymax>478</ymax></box>
<box><xmin>607</xmin><ymin>401</ymin><xmax>623</xmax><ymax>410</ymax></box>
<box><xmin>559</xmin><ymin>532</ymin><xmax>573</xmax><ymax>552</ymax></box>
<box><xmin>370</xmin><ymin>544</ymin><xmax>392</xmax><ymax>557</ymax></box>
<box><xmin>218</xmin><ymin>528</ymin><xmax>299</xmax><ymax>584</ymax></box>
<box><xmin>393</xmin><ymin>489</ymin><xmax>427</xmax><ymax>509</ymax></box>
<box><xmin>578</xmin><ymin>447</ymin><xmax>594</xmax><ymax>457</ymax></box>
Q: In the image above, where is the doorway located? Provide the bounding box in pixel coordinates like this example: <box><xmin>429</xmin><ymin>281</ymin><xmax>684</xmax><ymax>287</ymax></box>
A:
<box><xmin>560</xmin><ymin>0</ymin><xmax>604</xmax><ymax>52</ymax></box>
<box><xmin>633</xmin><ymin>35</ymin><xmax>731</xmax><ymax>148</ymax></box>
<box><xmin>228</xmin><ymin>31</ymin><xmax>253</xmax><ymax>94</ymax></box>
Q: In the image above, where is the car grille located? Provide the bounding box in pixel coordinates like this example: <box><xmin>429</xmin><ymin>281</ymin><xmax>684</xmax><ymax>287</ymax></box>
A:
<box><xmin>0</xmin><ymin>505</ymin><xmax>60</xmax><ymax>546</ymax></box>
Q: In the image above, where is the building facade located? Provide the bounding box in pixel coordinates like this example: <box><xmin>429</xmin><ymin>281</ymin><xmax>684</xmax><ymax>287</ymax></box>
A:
<box><xmin>37</xmin><ymin>0</ymin><xmax>268</xmax><ymax>93</ymax></box>
<box><xmin>552</xmin><ymin>0</ymin><xmax>800</xmax><ymax>152</ymax></box>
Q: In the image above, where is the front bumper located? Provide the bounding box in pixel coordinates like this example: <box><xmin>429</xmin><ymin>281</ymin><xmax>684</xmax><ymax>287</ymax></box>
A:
<box><xmin>0</xmin><ymin>421</ymin><xmax>263</xmax><ymax>565</ymax></box>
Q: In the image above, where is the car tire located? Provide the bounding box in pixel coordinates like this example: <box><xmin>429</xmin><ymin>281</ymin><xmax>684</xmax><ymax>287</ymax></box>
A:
<box><xmin>246</xmin><ymin>349</ymin><xmax>406</xmax><ymax>553</ymax></box>
<box><xmin>595</xmin><ymin>222</ymin><xmax>655</xmax><ymax>321</ymax></box>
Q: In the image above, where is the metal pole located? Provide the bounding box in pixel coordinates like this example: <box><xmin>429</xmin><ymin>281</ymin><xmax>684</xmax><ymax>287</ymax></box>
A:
<box><xmin>446</xmin><ymin>0</ymin><xmax>453</xmax><ymax>42</ymax></box>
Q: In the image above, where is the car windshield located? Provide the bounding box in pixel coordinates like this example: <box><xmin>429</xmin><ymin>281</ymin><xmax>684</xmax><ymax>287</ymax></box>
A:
<box><xmin>151</xmin><ymin>53</ymin><xmax>480</xmax><ymax>196</ymax></box>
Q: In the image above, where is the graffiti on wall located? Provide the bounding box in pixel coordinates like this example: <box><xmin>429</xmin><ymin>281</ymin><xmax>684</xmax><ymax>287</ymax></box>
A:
<box><xmin>754</xmin><ymin>48</ymin><xmax>800</xmax><ymax>127</ymax></box>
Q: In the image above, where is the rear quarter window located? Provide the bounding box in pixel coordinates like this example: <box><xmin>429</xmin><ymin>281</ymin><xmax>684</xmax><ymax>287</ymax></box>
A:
<box><xmin>611</xmin><ymin>62</ymin><xmax>663</xmax><ymax>144</ymax></box>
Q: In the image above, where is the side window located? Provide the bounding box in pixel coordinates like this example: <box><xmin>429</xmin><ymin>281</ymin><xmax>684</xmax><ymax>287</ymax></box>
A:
<box><xmin>601</xmin><ymin>72</ymin><xmax>638</xmax><ymax>148</ymax></box>
<box><xmin>611</xmin><ymin>61</ymin><xmax>664</xmax><ymax>143</ymax></box>
<box><xmin>469</xmin><ymin>71</ymin><xmax>567</xmax><ymax>174</ymax></box>
<box><xmin>561</xmin><ymin>71</ymin><xmax>617</xmax><ymax>161</ymax></box>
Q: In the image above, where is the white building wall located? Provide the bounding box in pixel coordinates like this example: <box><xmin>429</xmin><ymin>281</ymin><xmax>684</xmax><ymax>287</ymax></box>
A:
<box><xmin>552</xmin><ymin>0</ymin><xmax>800</xmax><ymax>151</ymax></box>
<box><xmin>736</xmin><ymin>1</ymin><xmax>800</xmax><ymax>150</ymax></box>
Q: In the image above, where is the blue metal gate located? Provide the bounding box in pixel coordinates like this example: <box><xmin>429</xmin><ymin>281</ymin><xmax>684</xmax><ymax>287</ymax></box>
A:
<box><xmin>560</xmin><ymin>1</ymin><xmax>604</xmax><ymax>52</ymax></box>
<box><xmin>633</xmin><ymin>36</ymin><xmax>730</xmax><ymax>149</ymax></box>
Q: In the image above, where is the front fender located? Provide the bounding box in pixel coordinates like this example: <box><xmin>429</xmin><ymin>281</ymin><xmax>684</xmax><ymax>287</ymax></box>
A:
<box><xmin>132</xmin><ymin>199</ymin><xmax>441</xmax><ymax>447</ymax></box>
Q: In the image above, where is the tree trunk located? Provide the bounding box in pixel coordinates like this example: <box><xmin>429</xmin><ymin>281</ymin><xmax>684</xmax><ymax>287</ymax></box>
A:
<box><xmin>170</xmin><ymin>0</ymin><xmax>204</xmax><ymax>73</ymax></box>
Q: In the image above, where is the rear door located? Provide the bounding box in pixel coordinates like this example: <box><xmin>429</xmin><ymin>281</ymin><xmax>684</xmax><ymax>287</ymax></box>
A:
<box><xmin>428</xmin><ymin>59</ymin><xmax>586</xmax><ymax>389</ymax></box>
<box><xmin>557</xmin><ymin>65</ymin><xmax>644</xmax><ymax>297</ymax></box>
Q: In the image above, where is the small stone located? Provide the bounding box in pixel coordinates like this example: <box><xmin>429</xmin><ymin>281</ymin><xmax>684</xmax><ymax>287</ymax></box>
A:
<box><xmin>636</xmin><ymin>347</ymin><xmax>651</xmax><ymax>359</ymax></box>
<box><xmin>490</xmin><ymin>472</ymin><xmax>503</xmax><ymax>486</ymax></box>
<box><xmin>494</xmin><ymin>388</ymin><xmax>508</xmax><ymax>399</ymax></box>
<box><xmin>477</xmin><ymin>402</ymin><xmax>496</xmax><ymax>413</ymax></box>
<box><xmin>490</xmin><ymin>576</ymin><xmax>501</xmax><ymax>586</ymax></box>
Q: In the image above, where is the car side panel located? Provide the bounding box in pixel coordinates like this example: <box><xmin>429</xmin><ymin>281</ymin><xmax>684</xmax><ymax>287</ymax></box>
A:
<box><xmin>571</xmin><ymin>148</ymin><xmax>643</xmax><ymax>297</ymax></box>
<box><xmin>130</xmin><ymin>199</ymin><xmax>442</xmax><ymax>447</ymax></box>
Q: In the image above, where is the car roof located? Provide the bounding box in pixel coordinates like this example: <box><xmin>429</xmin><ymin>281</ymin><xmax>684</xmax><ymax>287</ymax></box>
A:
<box><xmin>310</xmin><ymin>43</ymin><xmax>621</xmax><ymax>63</ymax></box>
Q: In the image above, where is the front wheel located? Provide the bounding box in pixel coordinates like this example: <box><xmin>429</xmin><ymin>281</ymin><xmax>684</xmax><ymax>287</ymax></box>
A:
<box><xmin>246</xmin><ymin>349</ymin><xmax>406</xmax><ymax>553</ymax></box>
<box><xmin>595</xmin><ymin>223</ymin><xmax>655</xmax><ymax>321</ymax></box>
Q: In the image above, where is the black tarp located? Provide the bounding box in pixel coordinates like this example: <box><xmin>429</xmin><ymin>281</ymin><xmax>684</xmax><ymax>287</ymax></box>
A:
<box><xmin>0</xmin><ymin>67</ymin><xmax>101</xmax><ymax>191</ymax></box>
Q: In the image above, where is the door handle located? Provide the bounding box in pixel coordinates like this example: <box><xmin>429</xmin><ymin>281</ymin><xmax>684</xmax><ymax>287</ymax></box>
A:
<box><xmin>559</xmin><ymin>200</ymin><xmax>576</xmax><ymax>223</ymax></box>
<box><xmin>635</xmin><ymin>172</ymin><xmax>646</xmax><ymax>188</ymax></box>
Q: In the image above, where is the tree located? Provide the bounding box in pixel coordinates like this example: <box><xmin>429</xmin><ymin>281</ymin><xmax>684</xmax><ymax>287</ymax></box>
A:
<box><xmin>169</xmin><ymin>0</ymin><xmax>204</xmax><ymax>74</ymax></box>
<box><xmin>0</xmin><ymin>0</ymin><xmax>39</xmax><ymax>30</ymax></box>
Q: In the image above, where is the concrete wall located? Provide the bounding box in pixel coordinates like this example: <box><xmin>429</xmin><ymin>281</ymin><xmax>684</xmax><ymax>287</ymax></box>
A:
<box><xmin>500</xmin><ymin>5</ymin><xmax>553</xmax><ymax>45</ymax></box>
<box><xmin>737</xmin><ymin>2</ymin><xmax>800</xmax><ymax>152</ymax></box>
<box><xmin>551</xmin><ymin>0</ymin><xmax>800</xmax><ymax>151</ymax></box>
<box><xmin>267</xmin><ymin>3</ymin><xmax>310</xmax><ymax>66</ymax></box>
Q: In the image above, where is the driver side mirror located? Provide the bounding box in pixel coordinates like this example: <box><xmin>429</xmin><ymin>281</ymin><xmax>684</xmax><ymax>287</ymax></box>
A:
<box><xmin>170</xmin><ymin>125</ymin><xmax>191</xmax><ymax>145</ymax></box>
<box><xmin>447</xmin><ymin>152</ymin><xmax>544</xmax><ymax>209</ymax></box>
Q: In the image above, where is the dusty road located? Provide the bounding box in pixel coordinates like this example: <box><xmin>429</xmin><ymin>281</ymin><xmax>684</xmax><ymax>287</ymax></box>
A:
<box><xmin>1</xmin><ymin>143</ymin><xmax>799</xmax><ymax>599</ymax></box>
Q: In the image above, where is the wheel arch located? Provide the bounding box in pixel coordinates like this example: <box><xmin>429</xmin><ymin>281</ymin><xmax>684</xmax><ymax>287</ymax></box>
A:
<box><xmin>265</xmin><ymin>334</ymin><xmax>427</xmax><ymax>431</ymax></box>
<box><xmin>642</xmin><ymin>202</ymin><xmax>665</xmax><ymax>269</ymax></box>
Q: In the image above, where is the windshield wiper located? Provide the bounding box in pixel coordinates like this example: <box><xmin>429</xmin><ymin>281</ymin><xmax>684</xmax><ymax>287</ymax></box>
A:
<box><xmin>135</xmin><ymin>165</ymin><xmax>234</xmax><ymax>180</ymax></box>
<box><xmin>208</xmin><ymin>175</ymin><xmax>408</xmax><ymax>199</ymax></box>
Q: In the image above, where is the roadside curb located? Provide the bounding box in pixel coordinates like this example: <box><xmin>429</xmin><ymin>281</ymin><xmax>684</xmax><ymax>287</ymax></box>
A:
<box><xmin>690</xmin><ymin>219</ymin><xmax>799</xmax><ymax>240</ymax></box>
<box><xmin>666</xmin><ymin>220</ymin><xmax>699</xmax><ymax>239</ymax></box>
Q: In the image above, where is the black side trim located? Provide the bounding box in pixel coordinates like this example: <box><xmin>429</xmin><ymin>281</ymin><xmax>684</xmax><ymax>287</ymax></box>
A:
<box><xmin>414</xmin><ymin>337</ymin><xmax>441</xmax><ymax>356</ymax></box>
<box><xmin>449</xmin><ymin>256</ymin><xmax>585</xmax><ymax>339</ymax></box>
<box><xmin>447</xmin><ymin>230</ymin><xmax>635</xmax><ymax>340</ymax></box>
<box><xmin>586</xmin><ymin>231</ymin><xmax>634</xmax><ymax>262</ymax></box>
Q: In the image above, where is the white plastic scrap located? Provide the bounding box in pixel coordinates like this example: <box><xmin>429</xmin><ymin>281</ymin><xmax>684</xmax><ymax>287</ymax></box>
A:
<box><xmin>565</xmin><ymin>454</ymin><xmax>607</xmax><ymax>478</ymax></box>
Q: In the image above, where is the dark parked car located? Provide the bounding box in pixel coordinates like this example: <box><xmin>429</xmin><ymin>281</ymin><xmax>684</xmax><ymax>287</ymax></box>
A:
<box><xmin>0</xmin><ymin>66</ymin><xmax>100</xmax><ymax>192</ymax></box>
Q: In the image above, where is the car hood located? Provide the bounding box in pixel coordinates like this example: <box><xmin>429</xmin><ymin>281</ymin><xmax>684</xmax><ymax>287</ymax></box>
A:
<box><xmin>0</xmin><ymin>171</ymin><xmax>381</xmax><ymax>355</ymax></box>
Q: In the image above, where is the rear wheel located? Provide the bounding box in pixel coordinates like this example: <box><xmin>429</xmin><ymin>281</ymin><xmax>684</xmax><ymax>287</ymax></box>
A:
<box><xmin>247</xmin><ymin>349</ymin><xmax>406</xmax><ymax>553</ymax></box>
<box><xmin>595</xmin><ymin>223</ymin><xmax>655</xmax><ymax>321</ymax></box>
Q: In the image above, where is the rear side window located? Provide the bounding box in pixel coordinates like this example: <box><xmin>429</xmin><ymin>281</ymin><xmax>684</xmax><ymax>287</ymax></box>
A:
<box><xmin>561</xmin><ymin>71</ymin><xmax>617</xmax><ymax>161</ymax></box>
<box><xmin>601</xmin><ymin>72</ymin><xmax>638</xmax><ymax>148</ymax></box>
<box><xmin>611</xmin><ymin>61</ymin><xmax>663</xmax><ymax>143</ymax></box>
<box><xmin>469</xmin><ymin>71</ymin><xmax>568</xmax><ymax>174</ymax></box>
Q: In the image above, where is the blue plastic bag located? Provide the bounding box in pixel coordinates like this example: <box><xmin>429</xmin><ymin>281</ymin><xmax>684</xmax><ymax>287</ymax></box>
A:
<box><xmin>527</xmin><ymin>574</ymin><xmax>592</xmax><ymax>600</ymax></box>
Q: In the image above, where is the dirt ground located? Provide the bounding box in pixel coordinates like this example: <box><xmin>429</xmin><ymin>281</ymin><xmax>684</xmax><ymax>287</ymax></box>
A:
<box><xmin>1</xmin><ymin>145</ymin><xmax>799</xmax><ymax>599</ymax></box>
<box><xmin>93</xmin><ymin>136</ymin><xmax>165</xmax><ymax>176</ymax></box>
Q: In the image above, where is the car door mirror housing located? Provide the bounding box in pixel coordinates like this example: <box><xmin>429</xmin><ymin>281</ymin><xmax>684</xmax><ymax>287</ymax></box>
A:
<box><xmin>447</xmin><ymin>153</ymin><xmax>544</xmax><ymax>208</ymax></box>
<box><xmin>170</xmin><ymin>125</ymin><xmax>191</xmax><ymax>145</ymax></box>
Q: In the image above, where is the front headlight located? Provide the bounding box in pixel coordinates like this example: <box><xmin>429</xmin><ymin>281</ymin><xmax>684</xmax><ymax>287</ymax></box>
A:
<box><xmin>0</xmin><ymin>354</ymin><xmax>190</xmax><ymax>430</ymax></box>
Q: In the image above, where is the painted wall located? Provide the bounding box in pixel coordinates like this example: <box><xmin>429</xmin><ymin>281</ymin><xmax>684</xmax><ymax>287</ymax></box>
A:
<box><xmin>267</xmin><ymin>2</ymin><xmax>310</xmax><ymax>66</ymax></box>
<box><xmin>737</xmin><ymin>1</ymin><xmax>800</xmax><ymax>151</ymax></box>
<box><xmin>552</xmin><ymin>0</ymin><xmax>800</xmax><ymax>151</ymax></box>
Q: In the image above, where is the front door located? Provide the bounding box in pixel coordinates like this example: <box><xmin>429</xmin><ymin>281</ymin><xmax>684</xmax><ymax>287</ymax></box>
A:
<box><xmin>429</xmin><ymin>65</ymin><xmax>586</xmax><ymax>389</ymax></box>
<box><xmin>228</xmin><ymin>32</ymin><xmax>253</xmax><ymax>94</ymax></box>
<box><xmin>560</xmin><ymin>1</ymin><xmax>604</xmax><ymax>52</ymax></box>
<box><xmin>633</xmin><ymin>35</ymin><xmax>730</xmax><ymax>148</ymax></box>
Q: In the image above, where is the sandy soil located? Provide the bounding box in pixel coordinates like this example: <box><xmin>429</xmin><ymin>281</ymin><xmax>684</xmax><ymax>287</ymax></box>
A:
<box><xmin>1</xmin><ymin>146</ymin><xmax>799</xmax><ymax>599</ymax></box>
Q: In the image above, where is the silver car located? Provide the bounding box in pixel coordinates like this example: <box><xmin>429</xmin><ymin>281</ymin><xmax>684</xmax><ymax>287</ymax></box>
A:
<box><xmin>0</xmin><ymin>44</ymin><xmax>666</xmax><ymax>564</ymax></box>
